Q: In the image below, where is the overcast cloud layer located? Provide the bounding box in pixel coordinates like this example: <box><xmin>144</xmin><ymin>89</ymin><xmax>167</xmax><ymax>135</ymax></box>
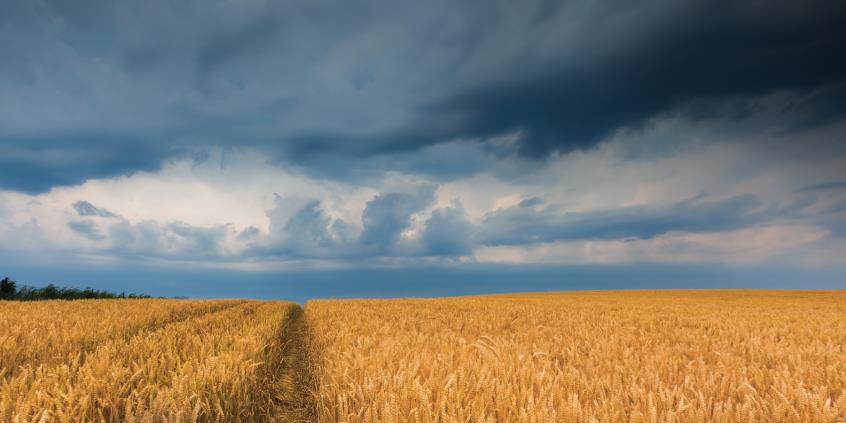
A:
<box><xmin>1</xmin><ymin>0</ymin><xmax>846</xmax><ymax>277</ymax></box>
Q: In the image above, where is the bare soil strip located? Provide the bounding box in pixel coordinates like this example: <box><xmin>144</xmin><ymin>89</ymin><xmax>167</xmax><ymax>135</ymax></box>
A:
<box><xmin>263</xmin><ymin>304</ymin><xmax>318</xmax><ymax>422</ymax></box>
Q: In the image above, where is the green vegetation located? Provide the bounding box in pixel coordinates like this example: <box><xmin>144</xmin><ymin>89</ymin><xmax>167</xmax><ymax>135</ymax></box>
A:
<box><xmin>0</xmin><ymin>276</ymin><xmax>151</xmax><ymax>301</ymax></box>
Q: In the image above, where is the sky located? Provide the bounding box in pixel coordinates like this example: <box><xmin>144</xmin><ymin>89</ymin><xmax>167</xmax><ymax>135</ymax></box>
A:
<box><xmin>1</xmin><ymin>0</ymin><xmax>845</xmax><ymax>299</ymax></box>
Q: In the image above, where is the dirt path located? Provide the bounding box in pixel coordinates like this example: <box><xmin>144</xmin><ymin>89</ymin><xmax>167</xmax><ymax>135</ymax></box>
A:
<box><xmin>263</xmin><ymin>304</ymin><xmax>318</xmax><ymax>422</ymax></box>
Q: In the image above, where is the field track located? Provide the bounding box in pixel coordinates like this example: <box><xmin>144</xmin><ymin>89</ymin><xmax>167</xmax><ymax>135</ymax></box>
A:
<box><xmin>263</xmin><ymin>305</ymin><xmax>318</xmax><ymax>422</ymax></box>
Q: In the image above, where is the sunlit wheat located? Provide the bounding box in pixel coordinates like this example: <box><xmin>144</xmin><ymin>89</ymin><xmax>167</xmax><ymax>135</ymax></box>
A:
<box><xmin>0</xmin><ymin>299</ymin><xmax>302</xmax><ymax>422</ymax></box>
<box><xmin>0</xmin><ymin>299</ymin><xmax>246</xmax><ymax>377</ymax></box>
<box><xmin>306</xmin><ymin>290</ymin><xmax>846</xmax><ymax>423</ymax></box>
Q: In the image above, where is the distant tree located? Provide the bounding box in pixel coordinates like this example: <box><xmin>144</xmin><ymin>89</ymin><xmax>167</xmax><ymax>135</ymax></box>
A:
<box><xmin>0</xmin><ymin>276</ymin><xmax>154</xmax><ymax>300</ymax></box>
<box><xmin>1</xmin><ymin>277</ymin><xmax>17</xmax><ymax>300</ymax></box>
<box><xmin>42</xmin><ymin>284</ymin><xmax>60</xmax><ymax>300</ymax></box>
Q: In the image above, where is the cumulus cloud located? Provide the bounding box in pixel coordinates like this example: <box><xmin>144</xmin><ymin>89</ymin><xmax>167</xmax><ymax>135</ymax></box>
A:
<box><xmin>0</xmin><ymin>138</ymin><xmax>843</xmax><ymax>269</ymax></box>
<box><xmin>421</xmin><ymin>201</ymin><xmax>474</xmax><ymax>256</ymax></box>
<box><xmin>160</xmin><ymin>222</ymin><xmax>232</xmax><ymax>259</ymax></box>
<box><xmin>38</xmin><ymin>198</ymin><xmax>237</xmax><ymax>261</ymax></box>
<box><xmin>258</xmin><ymin>197</ymin><xmax>350</xmax><ymax>259</ymax></box>
<box><xmin>68</xmin><ymin>217</ymin><xmax>234</xmax><ymax>261</ymax></box>
<box><xmin>360</xmin><ymin>190</ymin><xmax>435</xmax><ymax>252</ymax></box>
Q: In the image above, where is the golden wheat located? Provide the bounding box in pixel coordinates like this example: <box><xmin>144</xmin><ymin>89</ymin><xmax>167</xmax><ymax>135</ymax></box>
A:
<box><xmin>4</xmin><ymin>290</ymin><xmax>844</xmax><ymax>422</ymax></box>
<box><xmin>0</xmin><ymin>299</ymin><xmax>302</xmax><ymax>422</ymax></box>
<box><xmin>0</xmin><ymin>298</ymin><xmax>246</xmax><ymax>377</ymax></box>
<box><xmin>306</xmin><ymin>290</ymin><xmax>846</xmax><ymax>423</ymax></box>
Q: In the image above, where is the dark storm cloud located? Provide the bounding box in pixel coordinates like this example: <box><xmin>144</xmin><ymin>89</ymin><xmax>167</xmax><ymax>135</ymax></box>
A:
<box><xmin>278</xmin><ymin>0</ymin><xmax>846</xmax><ymax>159</ymax></box>
<box><xmin>0</xmin><ymin>134</ymin><xmax>177</xmax><ymax>194</ymax></box>
<box><xmin>423</xmin><ymin>2</ymin><xmax>846</xmax><ymax>155</ymax></box>
<box><xmin>477</xmin><ymin>195</ymin><xmax>771</xmax><ymax>245</ymax></box>
<box><xmin>72</xmin><ymin>201</ymin><xmax>118</xmax><ymax>218</ymax></box>
<box><xmin>1</xmin><ymin>0</ymin><xmax>845</xmax><ymax>193</ymax></box>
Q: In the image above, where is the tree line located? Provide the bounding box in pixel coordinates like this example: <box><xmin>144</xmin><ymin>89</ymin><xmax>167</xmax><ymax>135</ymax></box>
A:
<box><xmin>1</xmin><ymin>276</ymin><xmax>152</xmax><ymax>301</ymax></box>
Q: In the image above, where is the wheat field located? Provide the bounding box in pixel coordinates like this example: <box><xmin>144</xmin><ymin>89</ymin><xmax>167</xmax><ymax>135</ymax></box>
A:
<box><xmin>306</xmin><ymin>290</ymin><xmax>846</xmax><ymax>423</ymax></box>
<box><xmin>0</xmin><ymin>299</ymin><xmax>314</xmax><ymax>422</ymax></box>
<box><xmin>3</xmin><ymin>290</ymin><xmax>845</xmax><ymax>422</ymax></box>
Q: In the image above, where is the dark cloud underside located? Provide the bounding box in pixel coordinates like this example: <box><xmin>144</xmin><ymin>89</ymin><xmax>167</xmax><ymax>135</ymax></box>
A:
<box><xmin>1</xmin><ymin>0</ymin><xmax>845</xmax><ymax>193</ymax></box>
<box><xmin>0</xmin><ymin>135</ymin><xmax>175</xmax><ymax>193</ymax></box>
<box><xmin>478</xmin><ymin>195</ymin><xmax>771</xmax><ymax>245</ymax></box>
<box><xmin>424</xmin><ymin>2</ymin><xmax>846</xmax><ymax>155</ymax></box>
